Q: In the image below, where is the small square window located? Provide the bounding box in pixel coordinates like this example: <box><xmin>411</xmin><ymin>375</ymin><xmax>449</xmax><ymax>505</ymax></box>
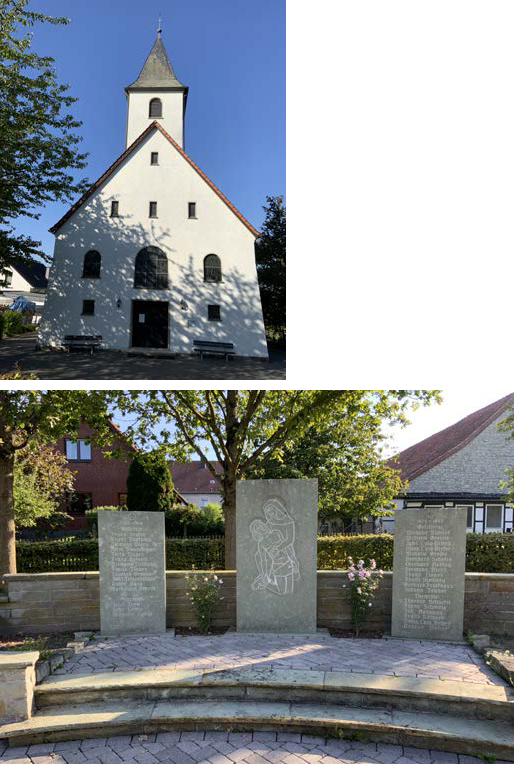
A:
<box><xmin>188</xmin><ymin>202</ymin><xmax>196</xmax><ymax>218</ymax></box>
<box><xmin>110</xmin><ymin>201</ymin><xmax>119</xmax><ymax>217</ymax></box>
<box><xmin>82</xmin><ymin>299</ymin><xmax>95</xmax><ymax>315</ymax></box>
<box><xmin>151</xmin><ymin>152</ymin><xmax>159</xmax><ymax>165</ymax></box>
<box><xmin>149</xmin><ymin>201</ymin><xmax>158</xmax><ymax>218</ymax></box>
<box><xmin>208</xmin><ymin>304</ymin><xmax>221</xmax><ymax>321</ymax></box>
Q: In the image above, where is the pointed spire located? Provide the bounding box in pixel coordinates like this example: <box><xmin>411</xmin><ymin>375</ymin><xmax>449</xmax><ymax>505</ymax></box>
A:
<box><xmin>157</xmin><ymin>13</ymin><xmax>162</xmax><ymax>38</ymax></box>
<box><xmin>127</xmin><ymin>28</ymin><xmax>185</xmax><ymax>90</ymax></box>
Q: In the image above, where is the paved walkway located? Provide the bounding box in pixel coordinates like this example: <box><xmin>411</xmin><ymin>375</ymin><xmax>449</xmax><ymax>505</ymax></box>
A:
<box><xmin>1</xmin><ymin>731</ymin><xmax>508</xmax><ymax>764</ymax></box>
<box><xmin>55</xmin><ymin>633</ymin><xmax>503</xmax><ymax>686</ymax></box>
<box><xmin>0</xmin><ymin>335</ymin><xmax>286</xmax><ymax>380</ymax></box>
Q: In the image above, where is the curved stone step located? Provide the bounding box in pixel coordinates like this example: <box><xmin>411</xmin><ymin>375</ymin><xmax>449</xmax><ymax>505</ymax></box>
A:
<box><xmin>34</xmin><ymin>667</ymin><xmax>514</xmax><ymax>722</ymax></box>
<box><xmin>1</xmin><ymin>699</ymin><xmax>514</xmax><ymax>759</ymax></box>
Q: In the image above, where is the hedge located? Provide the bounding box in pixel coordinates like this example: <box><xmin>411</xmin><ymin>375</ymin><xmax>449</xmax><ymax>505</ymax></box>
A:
<box><xmin>16</xmin><ymin>537</ymin><xmax>225</xmax><ymax>573</ymax></box>
<box><xmin>15</xmin><ymin>532</ymin><xmax>514</xmax><ymax>574</ymax></box>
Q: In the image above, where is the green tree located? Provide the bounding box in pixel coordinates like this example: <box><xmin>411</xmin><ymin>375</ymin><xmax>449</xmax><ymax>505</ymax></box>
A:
<box><xmin>126</xmin><ymin>451</ymin><xmax>175</xmax><ymax>513</ymax></box>
<box><xmin>497</xmin><ymin>401</ymin><xmax>514</xmax><ymax>501</ymax></box>
<box><xmin>14</xmin><ymin>442</ymin><xmax>74</xmax><ymax>528</ymax></box>
<box><xmin>0</xmin><ymin>1</ymin><xmax>89</xmax><ymax>266</ymax></box>
<box><xmin>0</xmin><ymin>390</ymin><xmax>113</xmax><ymax>578</ymax></box>
<box><xmin>112</xmin><ymin>391</ymin><xmax>441</xmax><ymax>567</ymax></box>
<box><xmin>255</xmin><ymin>195</ymin><xmax>286</xmax><ymax>340</ymax></box>
<box><xmin>248</xmin><ymin>421</ymin><xmax>405</xmax><ymax>529</ymax></box>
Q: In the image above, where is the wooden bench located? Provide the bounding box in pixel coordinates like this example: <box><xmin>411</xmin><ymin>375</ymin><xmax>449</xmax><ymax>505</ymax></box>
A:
<box><xmin>193</xmin><ymin>340</ymin><xmax>235</xmax><ymax>360</ymax></box>
<box><xmin>63</xmin><ymin>335</ymin><xmax>102</xmax><ymax>353</ymax></box>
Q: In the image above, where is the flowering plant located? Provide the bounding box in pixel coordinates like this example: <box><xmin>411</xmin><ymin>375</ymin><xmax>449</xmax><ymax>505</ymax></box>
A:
<box><xmin>185</xmin><ymin>568</ymin><xmax>224</xmax><ymax>634</ymax></box>
<box><xmin>344</xmin><ymin>556</ymin><xmax>383</xmax><ymax>636</ymax></box>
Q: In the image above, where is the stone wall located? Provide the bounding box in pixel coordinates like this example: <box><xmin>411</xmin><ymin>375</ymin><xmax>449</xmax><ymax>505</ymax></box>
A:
<box><xmin>1</xmin><ymin>571</ymin><xmax>513</xmax><ymax>637</ymax></box>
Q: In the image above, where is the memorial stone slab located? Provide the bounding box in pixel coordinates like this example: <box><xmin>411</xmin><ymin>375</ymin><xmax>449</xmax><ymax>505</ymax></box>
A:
<box><xmin>98</xmin><ymin>510</ymin><xmax>166</xmax><ymax>636</ymax></box>
<box><xmin>391</xmin><ymin>507</ymin><xmax>466</xmax><ymax>641</ymax></box>
<box><xmin>236</xmin><ymin>478</ymin><xmax>318</xmax><ymax>633</ymax></box>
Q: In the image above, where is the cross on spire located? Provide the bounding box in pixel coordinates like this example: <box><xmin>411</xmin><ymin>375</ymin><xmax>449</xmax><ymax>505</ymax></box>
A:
<box><xmin>158</xmin><ymin>13</ymin><xmax>162</xmax><ymax>38</ymax></box>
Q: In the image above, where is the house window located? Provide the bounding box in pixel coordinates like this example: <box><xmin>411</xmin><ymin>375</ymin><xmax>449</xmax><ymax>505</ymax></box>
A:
<box><xmin>82</xmin><ymin>299</ymin><xmax>95</xmax><ymax>315</ymax></box>
<box><xmin>457</xmin><ymin>505</ymin><xmax>474</xmax><ymax>531</ymax></box>
<box><xmin>110</xmin><ymin>201</ymin><xmax>119</xmax><ymax>217</ymax></box>
<box><xmin>485</xmin><ymin>504</ymin><xmax>503</xmax><ymax>532</ymax></box>
<box><xmin>204</xmin><ymin>254</ymin><xmax>222</xmax><ymax>282</ymax></box>
<box><xmin>65</xmin><ymin>439</ymin><xmax>92</xmax><ymax>461</ymax></box>
<box><xmin>151</xmin><ymin>152</ymin><xmax>159</xmax><ymax>165</ymax></box>
<box><xmin>118</xmin><ymin>493</ymin><xmax>127</xmax><ymax>506</ymax></box>
<box><xmin>82</xmin><ymin>250</ymin><xmax>101</xmax><ymax>279</ymax></box>
<box><xmin>208</xmin><ymin>304</ymin><xmax>221</xmax><ymax>321</ymax></box>
<box><xmin>68</xmin><ymin>492</ymin><xmax>92</xmax><ymax>514</ymax></box>
<box><xmin>188</xmin><ymin>202</ymin><xmax>196</xmax><ymax>218</ymax></box>
<box><xmin>134</xmin><ymin>246</ymin><xmax>168</xmax><ymax>289</ymax></box>
<box><xmin>149</xmin><ymin>201</ymin><xmax>158</xmax><ymax>218</ymax></box>
<box><xmin>149</xmin><ymin>98</ymin><xmax>162</xmax><ymax>118</ymax></box>
<box><xmin>1</xmin><ymin>269</ymin><xmax>12</xmax><ymax>287</ymax></box>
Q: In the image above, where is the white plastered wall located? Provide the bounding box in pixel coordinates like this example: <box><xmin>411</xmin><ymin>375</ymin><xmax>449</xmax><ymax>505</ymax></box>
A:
<box><xmin>39</xmin><ymin>129</ymin><xmax>268</xmax><ymax>358</ymax></box>
<box><xmin>126</xmin><ymin>91</ymin><xmax>185</xmax><ymax>148</ymax></box>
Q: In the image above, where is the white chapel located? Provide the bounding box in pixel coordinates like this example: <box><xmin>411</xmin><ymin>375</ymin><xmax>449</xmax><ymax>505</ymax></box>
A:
<box><xmin>39</xmin><ymin>28</ymin><xmax>268</xmax><ymax>358</ymax></box>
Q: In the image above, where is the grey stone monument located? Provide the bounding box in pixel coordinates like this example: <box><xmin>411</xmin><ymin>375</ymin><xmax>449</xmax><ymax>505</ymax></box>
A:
<box><xmin>98</xmin><ymin>510</ymin><xmax>166</xmax><ymax>636</ymax></box>
<box><xmin>391</xmin><ymin>507</ymin><xmax>466</xmax><ymax>641</ymax></box>
<box><xmin>236</xmin><ymin>478</ymin><xmax>318</xmax><ymax>633</ymax></box>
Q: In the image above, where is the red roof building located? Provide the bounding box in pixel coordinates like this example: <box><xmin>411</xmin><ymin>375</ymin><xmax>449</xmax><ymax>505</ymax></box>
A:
<box><xmin>169</xmin><ymin>460</ymin><xmax>223</xmax><ymax>507</ymax></box>
<box><xmin>383</xmin><ymin>393</ymin><xmax>514</xmax><ymax>534</ymax></box>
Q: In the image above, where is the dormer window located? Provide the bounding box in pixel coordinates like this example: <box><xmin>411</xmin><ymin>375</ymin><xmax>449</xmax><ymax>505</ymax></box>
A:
<box><xmin>149</xmin><ymin>98</ymin><xmax>162</xmax><ymax>118</ymax></box>
<box><xmin>151</xmin><ymin>152</ymin><xmax>159</xmax><ymax>165</ymax></box>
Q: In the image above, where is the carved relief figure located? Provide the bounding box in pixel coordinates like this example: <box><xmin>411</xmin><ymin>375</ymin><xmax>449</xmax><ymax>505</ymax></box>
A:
<box><xmin>250</xmin><ymin>498</ymin><xmax>300</xmax><ymax>595</ymax></box>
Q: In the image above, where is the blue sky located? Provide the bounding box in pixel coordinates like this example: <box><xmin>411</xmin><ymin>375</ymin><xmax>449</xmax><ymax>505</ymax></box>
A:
<box><xmin>18</xmin><ymin>0</ymin><xmax>286</xmax><ymax>261</ymax></box>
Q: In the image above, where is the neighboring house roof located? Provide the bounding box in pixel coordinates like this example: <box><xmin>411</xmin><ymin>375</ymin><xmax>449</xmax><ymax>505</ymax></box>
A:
<box><xmin>127</xmin><ymin>33</ymin><xmax>186</xmax><ymax>90</ymax></box>
<box><xmin>170</xmin><ymin>460</ymin><xmax>223</xmax><ymax>496</ymax></box>
<box><xmin>49</xmin><ymin>121</ymin><xmax>259</xmax><ymax>238</ymax></box>
<box><xmin>8</xmin><ymin>260</ymin><xmax>48</xmax><ymax>290</ymax></box>
<box><xmin>389</xmin><ymin>392</ymin><xmax>514</xmax><ymax>483</ymax></box>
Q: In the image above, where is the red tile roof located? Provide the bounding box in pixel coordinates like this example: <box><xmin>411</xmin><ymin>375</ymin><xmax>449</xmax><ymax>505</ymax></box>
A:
<box><xmin>49</xmin><ymin>121</ymin><xmax>259</xmax><ymax>237</ymax></box>
<box><xmin>169</xmin><ymin>460</ymin><xmax>223</xmax><ymax>495</ymax></box>
<box><xmin>389</xmin><ymin>392</ymin><xmax>514</xmax><ymax>482</ymax></box>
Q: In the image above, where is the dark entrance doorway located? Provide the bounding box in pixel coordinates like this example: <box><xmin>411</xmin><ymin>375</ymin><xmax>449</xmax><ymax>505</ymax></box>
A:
<box><xmin>131</xmin><ymin>300</ymin><xmax>169</xmax><ymax>348</ymax></box>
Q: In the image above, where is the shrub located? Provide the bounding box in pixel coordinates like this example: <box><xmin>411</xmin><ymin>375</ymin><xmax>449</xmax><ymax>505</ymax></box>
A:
<box><xmin>343</xmin><ymin>557</ymin><xmax>384</xmax><ymax>636</ymax></box>
<box><xmin>185</xmin><ymin>569</ymin><xmax>224</xmax><ymax>633</ymax></box>
<box><xmin>166</xmin><ymin>538</ymin><xmax>224</xmax><ymax>569</ymax></box>
<box><xmin>126</xmin><ymin>451</ymin><xmax>175</xmax><ymax>513</ymax></box>
<box><xmin>164</xmin><ymin>505</ymin><xmax>224</xmax><ymax>537</ymax></box>
<box><xmin>85</xmin><ymin>505</ymin><xmax>127</xmax><ymax>535</ymax></box>
<box><xmin>318</xmin><ymin>534</ymin><xmax>394</xmax><ymax>571</ymax></box>
<box><xmin>465</xmin><ymin>532</ymin><xmax>514</xmax><ymax>573</ymax></box>
<box><xmin>0</xmin><ymin>309</ymin><xmax>23</xmax><ymax>338</ymax></box>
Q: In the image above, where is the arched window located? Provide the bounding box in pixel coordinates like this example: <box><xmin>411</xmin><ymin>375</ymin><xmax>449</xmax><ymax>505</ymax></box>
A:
<box><xmin>204</xmin><ymin>254</ymin><xmax>222</xmax><ymax>282</ymax></box>
<box><xmin>82</xmin><ymin>250</ymin><xmax>101</xmax><ymax>279</ymax></box>
<box><xmin>134</xmin><ymin>246</ymin><xmax>168</xmax><ymax>289</ymax></box>
<box><xmin>149</xmin><ymin>98</ymin><xmax>162</xmax><ymax>118</ymax></box>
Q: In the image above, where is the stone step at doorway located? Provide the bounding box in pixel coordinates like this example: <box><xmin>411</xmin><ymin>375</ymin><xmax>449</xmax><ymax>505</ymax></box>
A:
<box><xmin>33</xmin><ymin>666</ymin><xmax>514</xmax><ymax>722</ymax></box>
<box><xmin>1</xmin><ymin>697</ymin><xmax>514</xmax><ymax>760</ymax></box>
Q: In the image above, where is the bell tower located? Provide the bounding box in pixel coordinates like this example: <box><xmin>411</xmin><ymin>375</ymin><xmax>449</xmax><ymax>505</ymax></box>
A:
<box><xmin>125</xmin><ymin>25</ymin><xmax>188</xmax><ymax>149</ymax></box>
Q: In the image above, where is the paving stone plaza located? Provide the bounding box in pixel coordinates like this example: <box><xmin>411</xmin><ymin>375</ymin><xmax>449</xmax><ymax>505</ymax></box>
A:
<box><xmin>1</xmin><ymin>730</ymin><xmax>510</xmax><ymax>764</ymax></box>
<box><xmin>53</xmin><ymin>633</ymin><xmax>501</xmax><ymax>685</ymax></box>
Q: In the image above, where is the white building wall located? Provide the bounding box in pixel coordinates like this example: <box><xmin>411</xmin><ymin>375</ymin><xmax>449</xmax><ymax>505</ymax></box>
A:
<box><xmin>126</xmin><ymin>91</ymin><xmax>185</xmax><ymax>148</ymax></box>
<box><xmin>2</xmin><ymin>269</ymin><xmax>32</xmax><ymax>292</ymax></box>
<box><xmin>181</xmin><ymin>493</ymin><xmax>223</xmax><ymax>508</ymax></box>
<box><xmin>39</xmin><ymin>129</ymin><xmax>268</xmax><ymax>358</ymax></box>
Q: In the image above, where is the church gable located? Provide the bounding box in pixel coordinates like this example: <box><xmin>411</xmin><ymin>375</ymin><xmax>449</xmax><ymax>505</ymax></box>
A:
<box><xmin>50</xmin><ymin>122</ymin><xmax>259</xmax><ymax>239</ymax></box>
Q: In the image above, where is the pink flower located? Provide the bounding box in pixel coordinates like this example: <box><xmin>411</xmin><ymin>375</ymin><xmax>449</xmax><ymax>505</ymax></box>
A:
<box><xmin>358</xmin><ymin>559</ymin><xmax>364</xmax><ymax>568</ymax></box>
<box><xmin>358</xmin><ymin>569</ymin><xmax>366</xmax><ymax>579</ymax></box>
<box><xmin>370</xmin><ymin>560</ymin><xmax>376</xmax><ymax>570</ymax></box>
<box><xmin>357</xmin><ymin>587</ymin><xmax>362</xmax><ymax>594</ymax></box>
<box><xmin>348</xmin><ymin>572</ymin><xmax>355</xmax><ymax>581</ymax></box>
<box><xmin>379</xmin><ymin>570</ymin><xmax>384</xmax><ymax>575</ymax></box>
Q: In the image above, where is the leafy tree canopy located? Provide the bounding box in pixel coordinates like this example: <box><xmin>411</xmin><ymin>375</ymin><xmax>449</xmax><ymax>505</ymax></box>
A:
<box><xmin>14</xmin><ymin>442</ymin><xmax>74</xmax><ymax>528</ymax></box>
<box><xmin>111</xmin><ymin>390</ymin><xmax>441</xmax><ymax>566</ymax></box>
<box><xmin>126</xmin><ymin>450</ymin><xmax>175</xmax><ymax>513</ymax></box>
<box><xmin>255</xmin><ymin>195</ymin><xmax>286</xmax><ymax>340</ymax></box>
<box><xmin>0</xmin><ymin>0</ymin><xmax>89</xmax><ymax>266</ymax></box>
